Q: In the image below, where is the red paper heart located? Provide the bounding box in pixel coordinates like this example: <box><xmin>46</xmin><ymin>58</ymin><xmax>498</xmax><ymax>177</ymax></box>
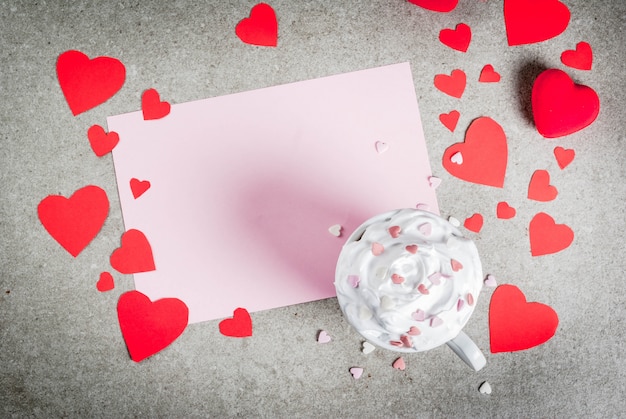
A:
<box><xmin>496</xmin><ymin>201</ymin><xmax>516</xmax><ymax>219</ymax></box>
<box><xmin>407</xmin><ymin>0</ymin><xmax>458</xmax><ymax>12</ymax></box>
<box><xmin>561</xmin><ymin>41</ymin><xmax>593</xmax><ymax>71</ymax></box>
<box><xmin>504</xmin><ymin>0</ymin><xmax>570</xmax><ymax>46</ymax></box>
<box><xmin>87</xmin><ymin>124</ymin><xmax>119</xmax><ymax>157</ymax></box>
<box><xmin>532</xmin><ymin>69</ymin><xmax>600</xmax><ymax>138</ymax></box>
<box><xmin>529</xmin><ymin>212</ymin><xmax>574</xmax><ymax>256</ymax></box>
<box><xmin>56</xmin><ymin>50</ymin><xmax>126</xmax><ymax>116</ymax></box>
<box><xmin>96</xmin><ymin>271</ymin><xmax>115</xmax><ymax>292</ymax></box>
<box><xmin>478</xmin><ymin>64</ymin><xmax>501</xmax><ymax>83</ymax></box>
<box><xmin>38</xmin><ymin>185</ymin><xmax>109</xmax><ymax>257</ymax></box>
<box><xmin>235</xmin><ymin>3</ymin><xmax>278</xmax><ymax>47</ymax></box>
<box><xmin>117</xmin><ymin>290</ymin><xmax>189</xmax><ymax>362</ymax></box>
<box><xmin>110</xmin><ymin>229</ymin><xmax>156</xmax><ymax>274</ymax></box>
<box><xmin>442</xmin><ymin>116</ymin><xmax>508</xmax><ymax>188</ymax></box>
<box><xmin>439</xmin><ymin>23</ymin><xmax>471</xmax><ymax>52</ymax></box>
<box><xmin>434</xmin><ymin>69</ymin><xmax>466</xmax><ymax>98</ymax></box>
<box><xmin>439</xmin><ymin>110</ymin><xmax>460</xmax><ymax>132</ymax></box>
<box><xmin>553</xmin><ymin>146</ymin><xmax>575</xmax><ymax>169</ymax></box>
<box><xmin>130</xmin><ymin>178</ymin><xmax>151</xmax><ymax>199</ymax></box>
<box><xmin>528</xmin><ymin>170</ymin><xmax>558</xmax><ymax>202</ymax></box>
<box><xmin>142</xmin><ymin>88</ymin><xmax>170</xmax><ymax>120</ymax></box>
<box><xmin>489</xmin><ymin>284</ymin><xmax>558</xmax><ymax>353</ymax></box>
<box><xmin>464</xmin><ymin>213</ymin><xmax>483</xmax><ymax>233</ymax></box>
<box><xmin>219</xmin><ymin>307</ymin><xmax>253</xmax><ymax>337</ymax></box>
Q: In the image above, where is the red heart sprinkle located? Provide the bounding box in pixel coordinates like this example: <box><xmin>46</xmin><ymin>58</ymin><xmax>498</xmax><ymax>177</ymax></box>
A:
<box><xmin>392</xmin><ymin>356</ymin><xmax>406</xmax><ymax>370</ymax></box>
<box><xmin>504</xmin><ymin>0</ymin><xmax>570</xmax><ymax>46</ymax></box>
<box><xmin>489</xmin><ymin>284</ymin><xmax>558</xmax><ymax>353</ymax></box>
<box><xmin>478</xmin><ymin>64</ymin><xmax>501</xmax><ymax>83</ymax></box>
<box><xmin>561</xmin><ymin>41</ymin><xmax>593</xmax><ymax>71</ymax></box>
<box><xmin>464</xmin><ymin>213</ymin><xmax>483</xmax><ymax>233</ymax></box>
<box><xmin>219</xmin><ymin>307</ymin><xmax>253</xmax><ymax>337</ymax></box>
<box><xmin>532</xmin><ymin>69</ymin><xmax>599</xmax><ymax>138</ymax></box>
<box><xmin>553</xmin><ymin>147</ymin><xmax>575</xmax><ymax>169</ymax></box>
<box><xmin>130</xmin><ymin>178</ymin><xmax>151</xmax><ymax>199</ymax></box>
<box><xmin>434</xmin><ymin>69</ymin><xmax>466</xmax><ymax>98</ymax></box>
<box><xmin>96</xmin><ymin>271</ymin><xmax>115</xmax><ymax>292</ymax></box>
<box><xmin>56</xmin><ymin>50</ymin><xmax>126</xmax><ymax>116</ymax></box>
<box><xmin>528</xmin><ymin>170</ymin><xmax>558</xmax><ymax>202</ymax></box>
<box><xmin>87</xmin><ymin>125</ymin><xmax>119</xmax><ymax>157</ymax></box>
<box><xmin>38</xmin><ymin>185</ymin><xmax>109</xmax><ymax>257</ymax></box>
<box><xmin>407</xmin><ymin>0</ymin><xmax>458</xmax><ymax>12</ymax></box>
<box><xmin>439</xmin><ymin>110</ymin><xmax>460</xmax><ymax>132</ymax></box>
<box><xmin>110</xmin><ymin>229</ymin><xmax>156</xmax><ymax>274</ymax></box>
<box><xmin>391</xmin><ymin>274</ymin><xmax>405</xmax><ymax>284</ymax></box>
<box><xmin>142</xmin><ymin>88</ymin><xmax>170</xmax><ymax>120</ymax></box>
<box><xmin>529</xmin><ymin>212</ymin><xmax>574</xmax><ymax>256</ymax></box>
<box><xmin>496</xmin><ymin>201</ymin><xmax>516</xmax><ymax>219</ymax></box>
<box><xmin>439</xmin><ymin>23</ymin><xmax>471</xmax><ymax>52</ymax></box>
<box><xmin>117</xmin><ymin>290</ymin><xmax>189</xmax><ymax>362</ymax></box>
<box><xmin>451</xmin><ymin>259</ymin><xmax>463</xmax><ymax>272</ymax></box>
<box><xmin>235</xmin><ymin>3</ymin><xmax>278</xmax><ymax>47</ymax></box>
<box><xmin>405</xmin><ymin>244</ymin><xmax>418</xmax><ymax>254</ymax></box>
<box><xmin>388</xmin><ymin>225</ymin><xmax>401</xmax><ymax>238</ymax></box>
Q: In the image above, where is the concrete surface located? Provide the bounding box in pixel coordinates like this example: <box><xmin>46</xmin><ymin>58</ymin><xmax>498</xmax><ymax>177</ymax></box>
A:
<box><xmin>1</xmin><ymin>0</ymin><xmax>625</xmax><ymax>417</ymax></box>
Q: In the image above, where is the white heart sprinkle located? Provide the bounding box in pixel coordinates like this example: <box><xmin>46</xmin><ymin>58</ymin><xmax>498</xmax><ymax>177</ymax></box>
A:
<box><xmin>479</xmin><ymin>381</ymin><xmax>492</xmax><ymax>395</ymax></box>
<box><xmin>375</xmin><ymin>141</ymin><xmax>389</xmax><ymax>154</ymax></box>
<box><xmin>350</xmin><ymin>367</ymin><xmax>364</xmax><ymax>379</ymax></box>
<box><xmin>362</xmin><ymin>341</ymin><xmax>376</xmax><ymax>354</ymax></box>
<box><xmin>428</xmin><ymin>176</ymin><xmax>442</xmax><ymax>189</ymax></box>
<box><xmin>448</xmin><ymin>216</ymin><xmax>461</xmax><ymax>227</ymax></box>
<box><xmin>450</xmin><ymin>151</ymin><xmax>463</xmax><ymax>164</ymax></box>
<box><xmin>318</xmin><ymin>330</ymin><xmax>331</xmax><ymax>344</ymax></box>
<box><xmin>418</xmin><ymin>222</ymin><xmax>432</xmax><ymax>236</ymax></box>
<box><xmin>484</xmin><ymin>274</ymin><xmax>498</xmax><ymax>287</ymax></box>
<box><xmin>328</xmin><ymin>224</ymin><xmax>342</xmax><ymax>237</ymax></box>
<box><xmin>347</xmin><ymin>275</ymin><xmax>360</xmax><ymax>288</ymax></box>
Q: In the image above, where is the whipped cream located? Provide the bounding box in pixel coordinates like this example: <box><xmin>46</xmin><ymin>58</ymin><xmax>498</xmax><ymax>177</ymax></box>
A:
<box><xmin>335</xmin><ymin>209</ymin><xmax>483</xmax><ymax>352</ymax></box>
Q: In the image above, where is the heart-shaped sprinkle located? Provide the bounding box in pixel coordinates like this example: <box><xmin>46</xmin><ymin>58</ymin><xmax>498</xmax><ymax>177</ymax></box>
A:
<box><xmin>484</xmin><ymin>274</ymin><xmax>498</xmax><ymax>287</ymax></box>
<box><xmin>317</xmin><ymin>330</ymin><xmax>331</xmax><ymax>344</ymax></box>
<box><xmin>390</xmin><ymin>340</ymin><xmax>404</xmax><ymax>347</ymax></box>
<box><xmin>328</xmin><ymin>224</ymin><xmax>342</xmax><ymax>237</ymax></box>
<box><xmin>349</xmin><ymin>367</ymin><xmax>364</xmax><ymax>379</ymax></box>
<box><xmin>479</xmin><ymin>381</ymin><xmax>492</xmax><ymax>395</ymax></box>
<box><xmin>451</xmin><ymin>259</ymin><xmax>463</xmax><ymax>272</ymax></box>
<box><xmin>362</xmin><ymin>341</ymin><xmax>376</xmax><ymax>354</ymax></box>
<box><xmin>392</xmin><ymin>357</ymin><xmax>406</xmax><ymax>371</ymax></box>
<box><xmin>448</xmin><ymin>216</ymin><xmax>461</xmax><ymax>227</ymax></box>
<box><xmin>375</xmin><ymin>266</ymin><xmax>388</xmax><ymax>281</ymax></box>
<box><xmin>430</xmin><ymin>316</ymin><xmax>443</xmax><ymax>327</ymax></box>
<box><xmin>405</xmin><ymin>244</ymin><xmax>418</xmax><ymax>254</ymax></box>
<box><xmin>415</xmin><ymin>203</ymin><xmax>430</xmax><ymax>211</ymax></box>
<box><xmin>96</xmin><ymin>271</ymin><xmax>114</xmax><ymax>292</ymax></box>
<box><xmin>347</xmin><ymin>275</ymin><xmax>360</xmax><ymax>288</ymax></box>
<box><xmin>380</xmin><ymin>296</ymin><xmax>395</xmax><ymax>310</ymax></box>
<box><xmin>464</xmin><ymin>213</ymin><xmax>484</xmax><ymax>233</ymax></box>
<box><xmin>417</xmin><ymin>284</ymin><xmax>429</xmax><ymax>295</ymax></box>
<box><xmin>467</xmin><ymin>293</ymin><xmax>475</xmax><ymax>306</ymax></box>
<box><xmin>554</xmin><ymin>146</ymin><xmax>575</xmax><ymax>169</ymax></box>
<box><xmin>479</xmin><ymin>64</ymin><xmax>501</xmax><ymax>83</ymax></box>
<box><xmin>428</xmin><ymin>176</ymin><xmax>442</xmax><ymax>189</ymax></box>
<box><xmin>418</xmin><ymin>222</ymin><xmax>432</xmax><ymax>236</ymax></box>
<box><xmin>371</xmin><ymin>242</ymin><xmax>384</xmax><ymax>256</ymax></box>
<box><xmin>391</xmin><ymin>274</ymin><xmax>405</xmax><ymax>285</ymax></box>
<box><xmin>457</xmin><ymin>298</ymin><xmax>465</xmax><ymax>311</ymax></box>
<box><xmin>388</xmin><ymin>225</ymin><xmax>401</xmax><ymax>238</ymax></box>
<box><xmin>400</xmin><ymin>335</ymin><xmax>413</xmax><ymax>348</ymax></box>
<box><xmin>375</xmin><ymin>140</ymin><xmax>389</xmax><ymax>154</ymax></box>
<box><xmin>450</xmin><ymin>151</ymin><xmax>463</xmax><ymax>165</ymax></box>
<box><xmin>359</xmin><ymin>306</ymin><xmax>373</xmax><ymax>320</ymax></box>
<box><xmin>428</xmin><ymin>272</ymin><xmax>442</xmax><ymax>285</ymax></box>
<box><xmin>408</xmin><ymin>326</ymin><xmax>421</xmax><ymax>336</ymax></box>
<box><xmin>439</xmin><ymin>110</ymin><xmax>460</xmax><ymax>132</ymax></box>
<box><xmin>412</xmin><ymin>309</ymin><xmax>426</xmax><ymax>321</ymax></box>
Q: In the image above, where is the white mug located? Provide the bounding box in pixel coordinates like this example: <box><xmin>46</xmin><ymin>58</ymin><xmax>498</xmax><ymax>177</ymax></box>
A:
<box><xmin>335</xmin><ymin>208</ymin><xmax>486</xmax><ymax>371</ymax></box>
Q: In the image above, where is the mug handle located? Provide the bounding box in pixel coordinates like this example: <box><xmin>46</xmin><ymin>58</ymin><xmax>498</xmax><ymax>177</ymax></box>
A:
<box><xmin>446</xmin><ymin>331</ymin><xmax>487</xmax><ymax>371</ymax></box>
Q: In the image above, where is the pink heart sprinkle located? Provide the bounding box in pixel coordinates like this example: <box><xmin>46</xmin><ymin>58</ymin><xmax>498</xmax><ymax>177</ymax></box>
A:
<box><xmin>391</xmin><ymin>273</ymin><xmax>405</xmax><ymax>284</ymax></box>
<box><xmin>318</xmin><ymin>330</ymin><xmax>331</xmax><ymax>343</ymax></box>
<box><xmin>428</xmin><ymin>272</ymin><xmax>442</xmax><ymax>285</ymax></box>
<box><xmin>371</xmin><ymin>242</ymin><xmax>384</xmax><ymax>256</ymax></box>
<box><xmin>375</xmin><ymin>141</ymin><xmax>389</xmax><ymax>154</ymax></box>
<box><xmin>416</xmin><ymin>203</ymin><xmax>430</xmax><ymax>211</ymax></box>
<box><xmin>457</xmin><ymin>298</ymin><xmax>465</xmax><ymax>311</ymax></box>
<box><xmin>451</xmin><ymin>259</ymin><xmax>463</xmax><ymax>272</ymax></box>
<box><xmin>349</xmin><ymin>367</ymin><xmax>364</xmax><ymax>379</ymax></box>
<box><xmin>428</xmin><ymin>176</ymin><xmax>442</xmax><ymax>189</ymax></box>
<box><xmin>418</xmin><ymin>222</ymin><xmax>432</xmax><ymax>236</ymax></box>
<box><xmin>408</xmin><ymin>326</ymin><xmax>421</xmax><ymax>336</ymax></box>
<box><xmin>430</xmin><ymin>316</ymin><xmax>443</xmax><ymax>327</ymax></box>
<box><xmin>400</xmin><ymin>334</ymin><xmax>412</xmax><ymax>348</ymax></box>
<box><xmin>467</xmin><ymin>293</ymin><xmax>474</xmax><ymax>306</ymax></box>
<box><xmin>417</xmin><ymin>284</ymin><xmax>429</xmax><ymax>295</ymax></box>
<box><xmin>405</xmin><ymin>244</ymin><xmax>418</xmax><ymax>254</ymax></box>
<box><xmin>347</xmin><ymin>275</ymin><xmax>360</xmax><ymax>288</ymax></box>
<box><xmin>388</xmin><ymin>225</ymin><xmax>401</xmax><ymax>238</ymax></box>
<box><xmin>392</xmin><ymin>357</ymin><xmax>406</xmax><ymax>371</ymax></box>
<box><xmin>484</xmin><ymin>274</ymin><xmax>497</xmax><ymax>287</ymax></box>
<box><xmin>412</xmin><ymin>309</ymin><xmax>426</xmax><ymax>321</ymax></box>
<box><xmin>389</xmin><ymin>340</ymin><xmax>404</xmax><ymax>347</ymax></box>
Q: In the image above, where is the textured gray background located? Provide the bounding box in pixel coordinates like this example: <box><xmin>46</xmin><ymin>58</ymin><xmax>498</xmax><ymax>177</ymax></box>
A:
<box><xmin>1</xmin><ymin>1</ymin><xmax>625</xmax><ymax>417</ymax></box>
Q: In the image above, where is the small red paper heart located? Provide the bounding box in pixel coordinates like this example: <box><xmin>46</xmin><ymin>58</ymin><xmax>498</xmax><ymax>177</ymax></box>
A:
<box><xmin>407</xmin><ymin>0</ymin><xmax>458</xmax><ymax>12</ymax></box>
<box><xmin>439</xmin><ymin>23</ymin><xmax>471</xmax><ymax>52</ymax></box>
<box><xmin>478</xmin><ymin>64</ymin><xmax>501</xmax><ymax>83</ymax></box>
<box><xmin>219</xmin><ymin>307</ymin><xmax>253</xmax><ymax>337</ymax></box>
<box><xmin>235</xmin><ymin>3</ymin><xmax>278</xmax><ymax>47</ymax></box>
<box><xmin>117</xmin><ymin>290</ymin><xmax>189</xmax><ymax>362</ymax></box>
<box><xmin>56</xmin><ymin>50</ymin><xmax>126</xmax><ymax>116</ymax></box>
<box><xmin>561</xmin><ymin>41</ymin><xmax>593</xmax><ymax>71</ymax></box>
<box><xmin>110</xmin><ymin>229</ymin><xmax>156</xmax><ymax>274</ymax></box>
<box><xmin>96</xmin><ymin>271</ymin><xmax>115</xmax><ymax>292</ymax></box>
<box><xmin>489</xmin><ymin>284</ymin><xmax>558</xmax><ymax>353</ymax></box>
<box><xmin>442</xmin><ymin>116</ymin><xmax>508</xmax><ymax>188</ymax></box>
<box><xmin>130</xmin><ymin>178</ymin><xmax>151</xmax><ymax>199</ymax></box>
<box><xmin>38</xmin><ymin>185</ymin><xmax>109</xmax><ymax>257</ymax></box>
<box><xmin>439</xmin><ymin>110</ymin><xmax>460</xmax><ymax>132</ymax></box>
<box><xmin>464</xmin><ymin>213</ymin><xmax>483</xmax><ymax>233</ymax></box>
<box><xmin>528</xmin><ymin>170</ymin><xmax>558</xmax><ymax>202</ymax></box>
<box><xmin>529</xmin><ymin>212</ymin><xmax>574</xmax><ymax>256</ymax></box>
<box><xmin>434</xmin><ymin>69</ymin><xmax>466</xmax><ymax>98</ymax></box>
<box><xmin>553</xmin><ymin>146</ymin><xmax>575</xmax><ymax>169</ymax></box>
<box><xmin>496</xmin><ymin>201</ymin><xmax>516</xmax><ymax>219</ymax></box>
<box><xmin>88</xmin><ymin>124</ymin><xmax>119</xmax><ymax>157</ymax></box>
<box><xmin>504</xmin><ymin>0</ymin><xmax>570</xmax><ymax>46</ymax></box>
<box><xmin>142</xmin><ymin>88</ymin><xmax>171</xmax><ymax>120</ymax></box>
<box><xmin>532</xmin><ymin>69</ymin><xmax>600</xmax><ymax>138</ymax></box>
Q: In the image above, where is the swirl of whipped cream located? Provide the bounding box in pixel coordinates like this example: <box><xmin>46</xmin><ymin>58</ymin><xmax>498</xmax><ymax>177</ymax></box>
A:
<box><xmin>335</xmin><ymin>209</ymin><xmax>483</xmax><ymax>352</ymax></box>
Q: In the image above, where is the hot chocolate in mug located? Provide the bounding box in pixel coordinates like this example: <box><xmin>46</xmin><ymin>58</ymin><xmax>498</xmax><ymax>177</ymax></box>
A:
<box><xmin>335</xmin><ymin>208</ymin><xmax>486</xmax><ymax>371</ymax></box>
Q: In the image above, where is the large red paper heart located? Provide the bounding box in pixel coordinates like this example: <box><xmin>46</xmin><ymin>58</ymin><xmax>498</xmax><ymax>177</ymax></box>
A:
<box><xmin>38</xmin><ymin>185</ymin><xmax>109</xmax><ymax>257</ymax></box>
<box><xmin>219</xmin><ymin>307</ymin><xmax>253</xmax><ymax>337</ymax></box>
<box><xmin>561</xmin><ymin>41</ymin><xmax>593</xmax><ymax>71</ymax></box>
<box><xmin>553</xmin><ymin>146</ymin><xmax>575</xmax><ymax>169</ymax></box>
<box><xmin>235</xmin><ymin>3</ymin><xmax>278</xmax><ymax>47</ymax></box>
<box><xmin>142</xmin><ymin>88</ymin><xmax>170</xmax><ymax>120</ymax></box>
<box><xmin>117</xmin><ymin>290</ymin><xmax>189</xmax><ymax>362</ymax></box>
<box><xmin>110</xmin><ymin>229</ymin><xmax>156</xmax><ymax>274</ymax></box>
<box><xmin>527</xmin><ymin>170</ymin><xmax>558</xmax><ymax>202</ymax></box>
<box><xmin>532</xmin><ymin>69</ymin><xmax>600</xmax><ymax>138</ymax></box>
<box><xmin>56</xmin><ymin>50</ymin><xmax>126</xmax><ymax>116</ymax></box>
<box><xmin>407</xmin><ymin>0</ymin><xmax>458</xmax><ymax>12</ymax></box>
<box><xmin>442</xmin><ymin>116</ymin><xmax>508</xmax><ymax>188</ymax></box>
<box><xmin>88</xmin><ymin>124</ymin><xmax>119</xmax><ymax>157</ymax></box>
<box><xmin>439</xmin><ymin>23</ymin><xmax>471</xmax><ymax>52</ymax></box>
<box><xmin>434</xmin><ymin>69</ymin><xmax>466</xmax><ymax>98</ymax></box>
<box><xmin>504</xmin><ymin>0</ymin><xmax>570</xmax><ymax>46</ymax></box>
<box><xmin>479</xmin><ymin>64</ymin><xmax>501</xmax><ymax>83</ymax></box>
<box><xmin>529</xmin><ymin>212</ymin><xmax>574</xmax><ymax>256</ymax></box>
<box><xmin>489</xmin><ymin>284</ymin><xmax>558</xmax><ymax>353</ymax></box>
<box><xmin>130</xmin><ymin>178</ymin><xmax>151</xmax><ymax>199</ymax></box>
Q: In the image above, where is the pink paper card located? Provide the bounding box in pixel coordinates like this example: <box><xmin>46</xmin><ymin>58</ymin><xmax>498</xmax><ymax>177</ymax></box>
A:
<box><xmin>107</xmin><ymin>62</ymin><xmax>439</xmax><ymax>324</ymax></box>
